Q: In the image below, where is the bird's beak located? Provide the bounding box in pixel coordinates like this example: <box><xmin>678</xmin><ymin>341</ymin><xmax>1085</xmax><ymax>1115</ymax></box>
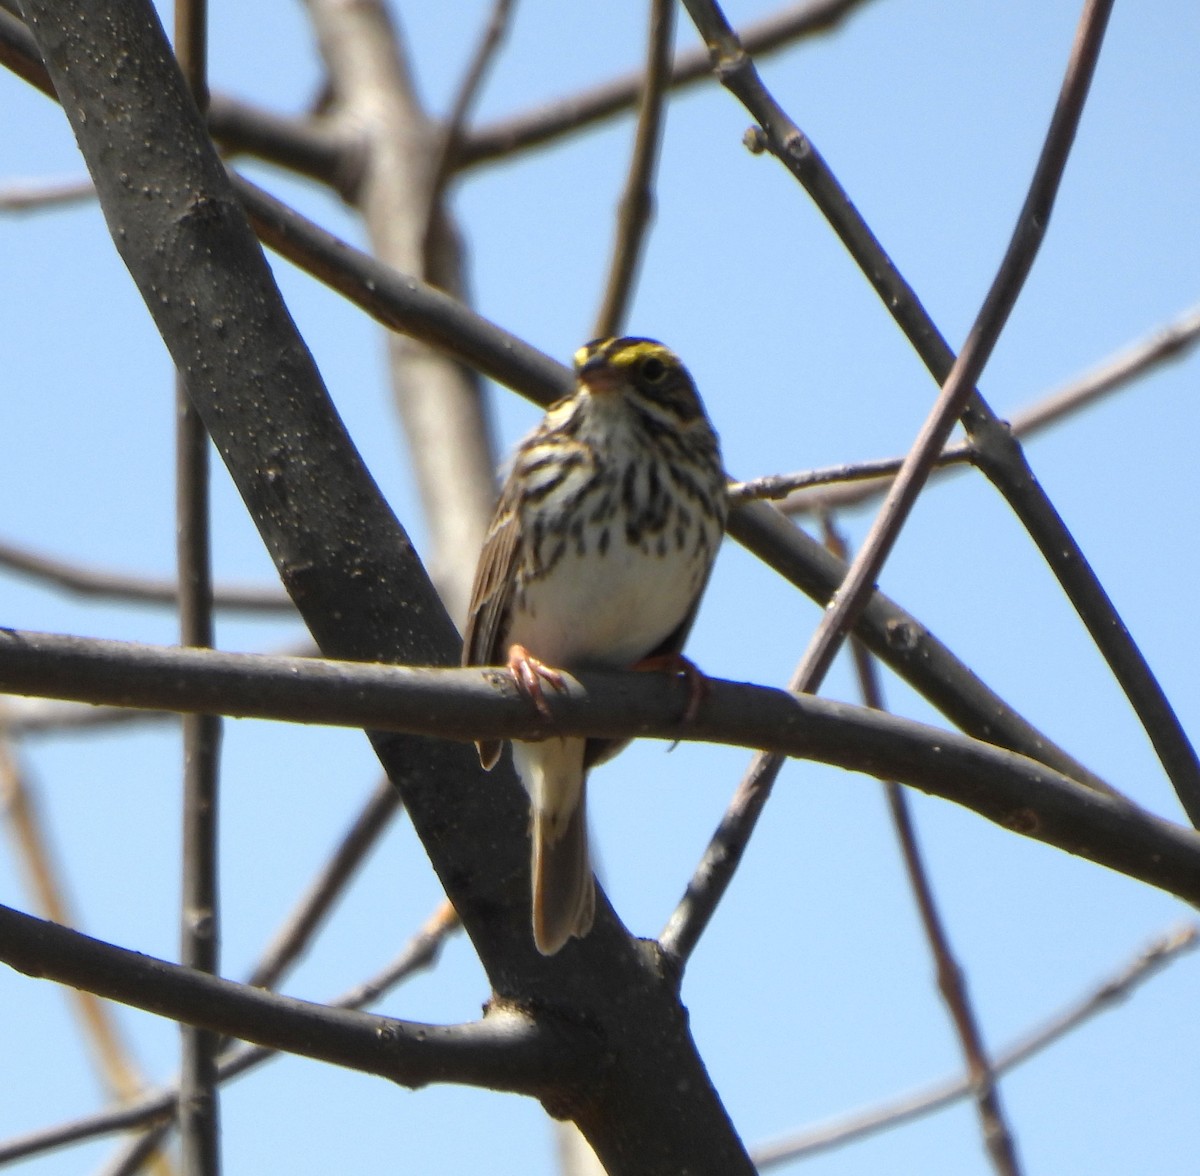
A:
<box><xmin>577</xmin><ymin>356</ymin><xmax>622</xmax><ymax>395</ymax></box>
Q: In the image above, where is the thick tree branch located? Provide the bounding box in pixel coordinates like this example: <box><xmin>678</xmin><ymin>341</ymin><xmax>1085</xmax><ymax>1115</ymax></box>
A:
<box><xmin>0</xmin><ymin>628</ymin><xmax>1196</xmax><ymax>906</ymax></box>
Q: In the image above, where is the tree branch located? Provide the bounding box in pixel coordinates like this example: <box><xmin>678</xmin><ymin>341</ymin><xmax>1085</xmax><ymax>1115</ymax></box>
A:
<box><xmin>826</xmin><ymin>520</ymin><xmax>1021</xmax><ymax>1176</ymax></box>
<box><xmin>0</xmin><ymin>901</ymin><xmax>581</xmax><ymax>1097</ymax></box>
<box><xmin>0</xmin><ymin>627</ymin><xmax>1197</xmax><ymax>906</ymax></box>
<box><xmin>592</xmin><ymin>0</ymin><xmax>674</xmax><ymax>339</ymax></box>
<box><xmin>0</xmin><ymin>535</ymin><xmax>293</xmax><ymax>613</ymax></box>
<box><xmin>67</xmin><ymin>903</ymin><xmax>459</xmax><ymax>1175</ymax></box>
<box><xmin>734</xmin><ymin>300</ymin><xmax>1200</xmax><ymax>514</ymax></box>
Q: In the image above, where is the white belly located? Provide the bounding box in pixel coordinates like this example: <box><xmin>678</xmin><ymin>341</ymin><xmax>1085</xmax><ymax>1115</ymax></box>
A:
<box><xmin>508</xmin><ymin>538</ymin><xmax>706</xmax><ymax>670</ymax></box>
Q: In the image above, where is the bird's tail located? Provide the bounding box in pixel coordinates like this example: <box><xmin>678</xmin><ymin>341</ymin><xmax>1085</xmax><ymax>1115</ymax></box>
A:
<box><xmin>513</xmin><ymin>737</ymin><xmax>595</xmax><ymax>955</ymax></box>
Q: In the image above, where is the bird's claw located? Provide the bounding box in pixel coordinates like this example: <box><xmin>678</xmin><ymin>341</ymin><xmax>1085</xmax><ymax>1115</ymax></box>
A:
<box><xmin>507</xmin><ymin>643</ymin><xmax>568</xmax><ymax>720</ymax></box>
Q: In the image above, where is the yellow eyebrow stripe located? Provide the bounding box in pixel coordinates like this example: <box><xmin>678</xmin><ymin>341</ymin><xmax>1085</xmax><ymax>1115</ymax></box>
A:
<box><xmin>573</xmin><ymin>338</ymin><xmax>679</xmax><ymax>370</ymax></box>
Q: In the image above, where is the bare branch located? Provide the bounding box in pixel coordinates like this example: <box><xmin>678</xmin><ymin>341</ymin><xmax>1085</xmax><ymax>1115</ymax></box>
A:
<box><xmin>305</xmin><ymin>0</ymin><xmax>497</xmax><ymax>625</ymax></box>
<box><xmin>765</xmin><ymin>0</ymin><xmax>1113</xmax><ymax>700</ymax></box>
<box><xmin>0</xmin><ymin>174</ymin><xmax>94</xmax><ymax>210</ymax></box>
<box><xmin>733</xmin><ymin>301</ymin><xmax>1200</xmax><ymax>515</ymax></box>
<box><xmin>0</xmin><ymin>902</ymin><xmax>460</xmax><ymax>1167</ymax></box>
<box><xmin>0</xmin><ymin>535</ymin><xmax>293</xmax><ymax>613</ymax></box>
<box><xmin>0</xmin><ymin>628</ymin><xmax>1197</xmax><ymax>905</ymax></box>
<box><xmin>592</xmin><ymin>0</ymin><xmax>674</xmax><ymax>339</ymax></box>
<box><xmin>0</xmin><ymin>901</ymin><xmax>583</xmax><ymax>1097</ymax></box>
<box><xmin>428</xmin><ymin>0</ymin><xmax>516</xmax><ymax>200</ymax></box>
<box><xmin>206</xmin><ymin>92</ymin><xmax>357</xmax><ymax>195</ymax></box>
<box><xmin>752</xmin><ymin>924</ymin><xmax>1199</xmax><ymax>1166</ymax></box>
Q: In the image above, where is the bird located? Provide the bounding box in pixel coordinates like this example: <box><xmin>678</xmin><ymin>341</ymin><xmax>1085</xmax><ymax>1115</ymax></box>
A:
<box><xmin>462</xmin><ymin>336</ymin><xmax>727</xmax><ymax>954</ymax></box>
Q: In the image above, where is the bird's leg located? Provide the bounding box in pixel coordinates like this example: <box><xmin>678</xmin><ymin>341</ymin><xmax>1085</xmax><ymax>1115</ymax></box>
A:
<box><xmin>507</xmin><ymin>643</ymin><xmax>568</xmax><ymax>719</ymax></box>
<box><xmin>632</xmin><ymin>652</ymin><xmax>709</xmax><ymax>722</ymax></box>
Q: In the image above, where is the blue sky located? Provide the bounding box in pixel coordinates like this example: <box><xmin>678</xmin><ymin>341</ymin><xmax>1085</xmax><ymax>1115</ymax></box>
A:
<box><xmin>2</xmin><ymin>1</ymin><xmax>1198</xmax><ymax>1172</ymax></box>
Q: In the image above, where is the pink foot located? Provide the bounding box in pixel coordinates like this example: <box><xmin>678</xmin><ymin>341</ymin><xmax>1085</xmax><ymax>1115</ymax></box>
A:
<box><xmin>507</xmin><ymin>643</ymin><xmax>568</xmax><ymax>719</ymax></box>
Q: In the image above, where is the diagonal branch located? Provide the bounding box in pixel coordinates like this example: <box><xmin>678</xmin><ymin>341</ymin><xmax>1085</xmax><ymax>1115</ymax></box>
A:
<box><xmin>790</xmin><ymin>0</ymin><xmax>1111</xmax><ymax>693</ymax></box>
<box><xmin>89</xmin><ymin>902</ymin><xmax>457</xmax><ymax>1176</ymax></box>
<box><xmin>736</xmin><ymin>300</ymin><xmax>1200</xmax><ymax>515</ymax></box>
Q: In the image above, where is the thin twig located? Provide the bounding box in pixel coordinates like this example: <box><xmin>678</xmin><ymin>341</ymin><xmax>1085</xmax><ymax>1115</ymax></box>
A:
<box><xmin>0</xmin><ymin>627</ymin><xmax>1197</xmax><ymax>905</ymax></box>
<box><xmin>455</xmin><ymin>0</ymin><xmax>879</xmax><ymax>170</ymax></box>
<box><xmin>174</xmin><ymin>1</ymin><xmax>222</xmax><ymax>1169</ymax></box>
<box><xmin>0</xmin><ymin>535</ymin><xmax>294</xmax><ymax>612</ymax></box>
<box><xmin>592</xmin><ymin>0</ymin><xmax>675</xmax><ymax>339</ymax></box>
<box><xmin>0</xmin><ymin>174</ymin><xmax>94</xmax><ymax>210</ymax></box>
<box><xmin>664</xmin><ymin>0</ymin><xmax>1118</xmax><ymax>964</ymax></box>
<box><xmin>751</xmin><ymin>924</ymin><xmax>1199</xmax><ymax>1167</ymax></box>
<box><xmin>825</xmin><ymin>518</ymin><xmax>1021</xmax><ymax>1176</ymax></box>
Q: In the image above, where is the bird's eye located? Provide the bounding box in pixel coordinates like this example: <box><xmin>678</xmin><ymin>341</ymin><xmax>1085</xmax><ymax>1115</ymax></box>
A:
<box><xmin>640</xmin><ymin>356</ymin><xmax>667</xmax><ymax>383</ymax></box>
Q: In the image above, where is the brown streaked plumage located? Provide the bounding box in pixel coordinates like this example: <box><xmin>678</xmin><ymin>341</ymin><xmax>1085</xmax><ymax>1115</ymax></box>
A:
<box><xmin>462</xmin><ymin>337</ymin><xmax>727</xmax><ymax>954</ymax></box>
